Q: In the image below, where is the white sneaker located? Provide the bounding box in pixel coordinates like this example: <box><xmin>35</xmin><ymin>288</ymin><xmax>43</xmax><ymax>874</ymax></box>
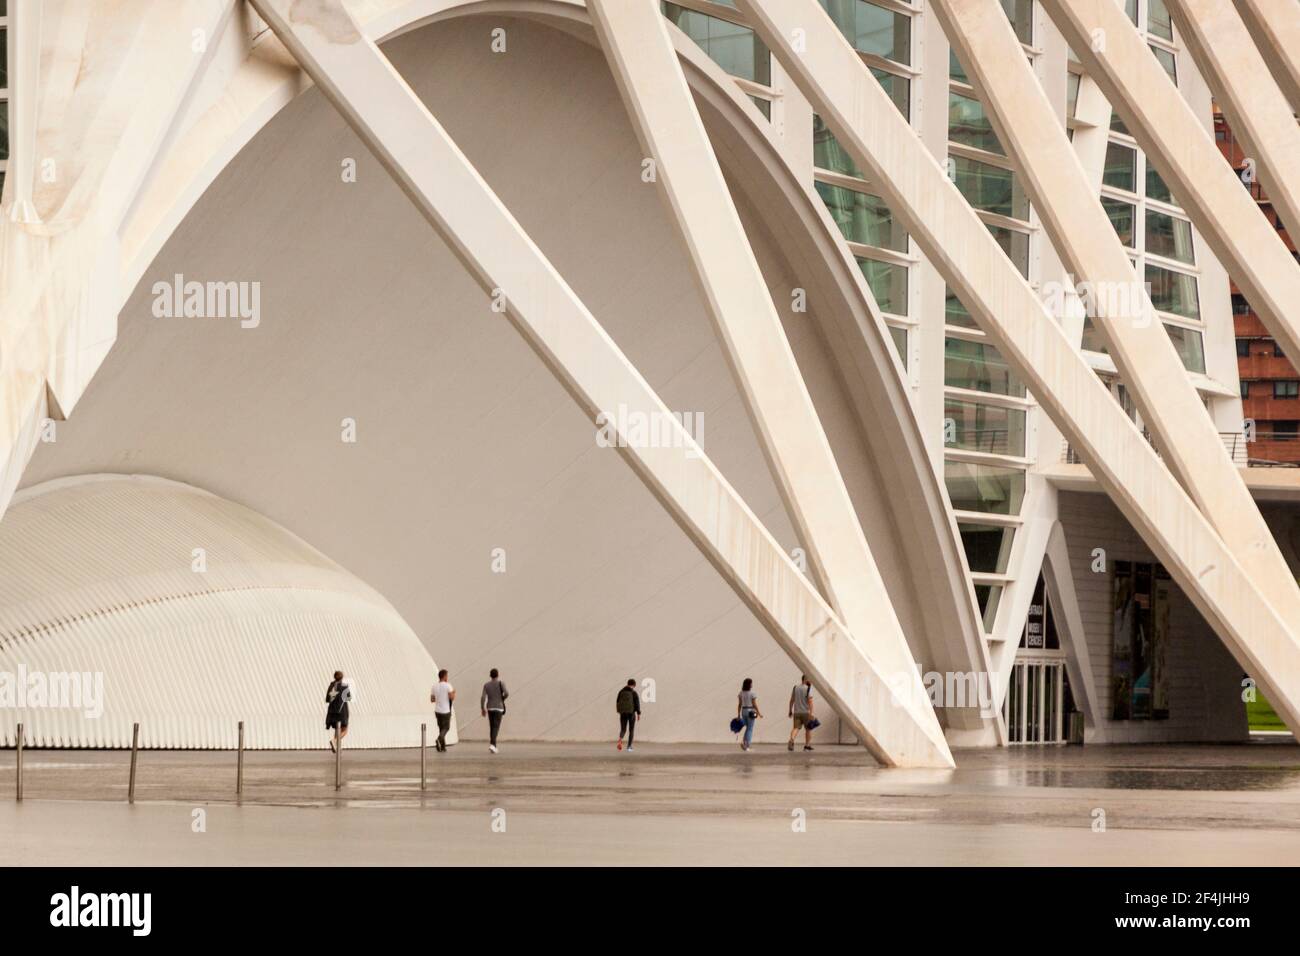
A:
<box><xmin>489</xmin><ymin>744</ymin><xmax>498</xmax><ymax>754</ymax></box>
<box><xmin>626</xmin><ymin>746</ymin><xmax>634</xmax><ymax>752</ymax></box>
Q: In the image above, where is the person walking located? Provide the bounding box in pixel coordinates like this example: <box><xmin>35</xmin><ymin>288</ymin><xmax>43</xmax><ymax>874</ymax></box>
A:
<box><xmin>788</xmin><ymin>675</ymin><xmax>816</xmax><ymax>751</ymax></box>
<box><xmin>615</xmin><ymin>679</ymin><xmax>640</xmax><ymax>751</ymax></box>
<box><xmin>325</xmin><ymin>671</ymin><xmax>351</xmax><ymax>752</ymax></box>
<box><xmin>737</xmin><ymin>677</ymin><xmax>763</xmax><ymax>751</ymax></box>
<box><xmin>430</xmin><ymin>668</ymin><xmax>456</xmax><ymax>752</ymax></box>
<box><xmin>480</xmin><ymin>668</ymin><xmax>509</xmax><ymax>754</ymax></box>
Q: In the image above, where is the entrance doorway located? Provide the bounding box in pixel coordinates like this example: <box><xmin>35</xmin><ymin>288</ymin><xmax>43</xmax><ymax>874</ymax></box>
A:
<box><xmin>1004</xmin><ymin>574</ymin><xmax>1077</xmax><ymax>744</ymax></box>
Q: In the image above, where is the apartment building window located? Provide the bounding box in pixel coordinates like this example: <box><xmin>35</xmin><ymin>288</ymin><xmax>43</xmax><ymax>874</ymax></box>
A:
<box><xmin>1274</xmin><ymin>381</ymin><xmax>1299</xmax><ymax>399</ymax></box>
<box><xmin>1240</xmin><ymin>379</ymin><xmax>1250</xmax><ymax>399</ymax></box>
<box><xmin>1236</xmin><ymin>339</ymin><xmax>1251</xmax><ymax>358</ymax></box>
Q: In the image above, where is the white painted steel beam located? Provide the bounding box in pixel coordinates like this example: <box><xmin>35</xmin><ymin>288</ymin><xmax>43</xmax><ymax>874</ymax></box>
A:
<box><xmin>1040</xmin><ymin>0</ymin><xmax>1300</xmax><ymax>367</ymax></box>
<box><xmin>933</xmin><ymin>0</ymin><xmax>1300</xmax><ymax>650</ymax></box>
<box><xmin>735</xmin><ymin>0</ymin><xmax>1300</xmax><ymax>732</ymax></box>
<box><xmin>1234</xmin><ymin>0</ymin><xmax>1300</xmax><ymax>115</ymax></box>
<box><xmin>587</xmin><ymin>0</ymin><xmax>959</xmax><ymax>739</ymax></box>
<box><xmin>249</xmin><ymin>0</ymin><xmax>954</xmax><ymax>767</ymax></box>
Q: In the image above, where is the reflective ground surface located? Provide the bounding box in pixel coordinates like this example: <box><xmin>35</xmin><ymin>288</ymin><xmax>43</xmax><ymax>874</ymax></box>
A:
<box><xmin>2</xmin><ymin>741</ymin><xmax>1298</xmax><ymax>865</ymax></box>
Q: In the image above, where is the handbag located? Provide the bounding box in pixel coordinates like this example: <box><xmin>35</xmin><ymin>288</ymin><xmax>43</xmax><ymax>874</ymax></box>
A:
<box><xmin>805</xmin><ymin>717</ymin><xmax>821</xmax><ymax>732</ymax></box>
<box><xmin>729</xmin><ymin>716</ymin><xmax>746</xmax><ymax>734</ymax></box>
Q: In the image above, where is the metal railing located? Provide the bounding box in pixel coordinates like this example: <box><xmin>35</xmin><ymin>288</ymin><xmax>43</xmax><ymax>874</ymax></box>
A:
<box><xmin>1062</xmin><ymin>431</ymin><xmax>1251</xmax><ymax>467</ymax></box>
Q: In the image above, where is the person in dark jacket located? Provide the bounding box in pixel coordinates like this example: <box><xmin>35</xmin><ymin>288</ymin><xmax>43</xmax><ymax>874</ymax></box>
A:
<box><xmin>615</xmin><ymin>679</ymin><xmax>641</xmax><ymax>752</ymax></box>
<box><xmin>325</xmin><ymin>670</ymin><xmax>351</xmax><ymax>751</ymax></box>
<box><xmin>480</xmin><ymin>668</ymin><xmax>509</xmax><ymax>754</ymax></box>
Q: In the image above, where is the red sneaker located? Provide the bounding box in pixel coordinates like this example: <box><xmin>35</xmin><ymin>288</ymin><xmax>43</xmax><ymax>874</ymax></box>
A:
<box><xmin>617</xmin><ymin>739</ymin><xmax>623</xmax><ymax>751</ymax></box>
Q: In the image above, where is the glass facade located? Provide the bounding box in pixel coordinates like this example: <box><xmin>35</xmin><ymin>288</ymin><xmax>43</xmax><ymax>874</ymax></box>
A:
<box><xmin>662</xmin><ymin>4</ymin><xmax>770</xmax><ymax>85</ymax></box>
<box><xmin>945</xmin><ymin>461</ymin><xmax>1026</xmax><ymax>516</ymax></box>
<box><xmin>816</xmin><ymin>181</ymin><xmax>907</xmax><ymax>252</ymax></box>
<box><xmin>1146</xmin><ymin>263</ymin><xmax>1200</xmax><ymax>319</ymax></box>
<box><xmin>949</xmin><ymin>91</ymin><xmax>1005</xmax><ymax>156</ymax></box>
<box><xmin>1145</xmin><ymin>209</ymin><xmax>1194</xmax><ymax>264</ymax></box>
<box><xmin>960</xmin><ymin>524</ymin><xmax>1016</xmax><ymax>575</ymax></box>
<box><xmin>856</xmin><ymin>255</ymin><xmax>909</xmax><ymax>317</ymax></box>
<box><xmin>820</xmin><ymin>0</ymin><xmax>910</xmax><ymax>64</ymax></box>
<box><xmin>945</xmin><ymin>338</ymin><xmax>1027</xmax><ymax>397</ymax></box>
<box><xmin>952</xmin><ymin>155</ymin><xmax>1029</xmax><ymax>221</ymax></box>
<box><xmin>945</xmin><ymin>398</ymin><xmax>1028</xmax><ymax>457</ymax></box>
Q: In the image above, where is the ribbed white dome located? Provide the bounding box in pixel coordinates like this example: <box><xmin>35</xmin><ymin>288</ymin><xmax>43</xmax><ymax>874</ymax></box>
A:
<box><xmin>0</xmin><ymin>474</ymin><xmax>452</xmax><ymax>748</ymax></box>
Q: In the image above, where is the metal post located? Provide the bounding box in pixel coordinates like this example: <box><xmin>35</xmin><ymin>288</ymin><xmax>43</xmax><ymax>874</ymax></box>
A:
<box><xmin>128</xmin><ymin>722</ymin><xmax>139</xmax><ymax>804</ymax></box>
<box><xmin>236</xmin><ymin>721</ymin><xmax>245</xmax><ymax>796</ymax></box>
<box><xmin>15</xmin><ymin>724</ymin><xmax>23</xmax><ymax>802</ymax></box>
<box><xmin>420</xmin><ymin>723</ymin><xmax>427</xmax><ymax>791</ymax></box>
<box><xmin>333</xmin><ymin>724</ymin><xmax>341</xmax><ymax>791</ymax></box>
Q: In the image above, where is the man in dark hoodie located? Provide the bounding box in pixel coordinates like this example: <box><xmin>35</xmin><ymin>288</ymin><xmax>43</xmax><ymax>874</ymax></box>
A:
<box><xmin>615</xmin><ymin>679</ymin><xmax>640</xmax><ymax>752</ymax></box>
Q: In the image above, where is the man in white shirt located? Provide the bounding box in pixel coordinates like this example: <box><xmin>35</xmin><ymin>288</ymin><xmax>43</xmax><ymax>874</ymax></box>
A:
<box><xmin>430</xmin><ymin>669</ymin><xmax>456</xmax><ymax>753</ymax></box>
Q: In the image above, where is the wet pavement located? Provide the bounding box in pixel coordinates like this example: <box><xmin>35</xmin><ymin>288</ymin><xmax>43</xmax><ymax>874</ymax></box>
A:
<box><xmin>2</xmin><ymin>741</ymin><xmax>1298</xmax><ymax>865</ymax></box>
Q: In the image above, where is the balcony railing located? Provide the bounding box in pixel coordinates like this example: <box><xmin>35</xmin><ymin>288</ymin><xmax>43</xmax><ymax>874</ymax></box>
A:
<box><xmin>1061</xmin><ymin>431</ymin><xmax>1251</xmax><ymax>467</ymax></box>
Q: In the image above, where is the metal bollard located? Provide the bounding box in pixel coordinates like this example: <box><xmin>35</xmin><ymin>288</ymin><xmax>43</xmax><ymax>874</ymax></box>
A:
<box><xmin>421</xmin><ymin>723</ymin><xmax>427</xmax><ymax>791</ymax></box>
<box><xmin>128</xmin><ymin>722</ymin><xmax>139</xmax><ymax>804</ymax></box>
<box><xmin>237</xmin><ymin>721</ymin><xmax>245</xmax><ymax>796</ymax></box>
<box><xmin>15</xmin><ymin>723</ymin><xmax>23</xmax><ymax>802</ymax></box>
<box><xmin>334</xmin><ymin>725</ymin><xmax>342</xmax><ymax>791</ymax></box>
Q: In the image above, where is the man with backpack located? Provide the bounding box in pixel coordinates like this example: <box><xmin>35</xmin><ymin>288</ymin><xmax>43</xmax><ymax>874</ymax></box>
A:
<box><xmin>615</xmin><ymin>679</ymin><xmax>641</xmax><ymax>752</ymax></box>
<box><xmin>788</xmin><ymin>675</ymin><xmax>816</xmax><ymax>752</ymax></box>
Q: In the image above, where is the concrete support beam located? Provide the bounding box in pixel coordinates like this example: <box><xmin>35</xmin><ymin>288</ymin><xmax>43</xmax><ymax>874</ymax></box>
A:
<box><xmin>249</xmin><ymin>0</ymin><xmax>955</xmax><ymax>767</ymax></box>
<box><xmin>934</xmin><ymin>0</ymin><xmax>1300</xmax><ymax>651</ymax></box>
<box><xmin>735</xmin><ymin>0</ymin><xmax>1300</xmax><ymax>732</ymax></box>
<box><xmin>587</xmin><ymin>0</ymin><xmax>961</xmax><ymax>740</ymax></box>
<box><xmin>1040</xmin><ymin>0</ymin><xmax>1300</xmax><ymax>367</ymax></box>
<box><xmin>1168</xmin><ymin>0</ymin><xmax>1300</xmax><ymax>273</ymax></box>
<box><xmin>1234</xmin><ymin>0</ymin><xmax>1300</xmax><ymax>114</ymax></box>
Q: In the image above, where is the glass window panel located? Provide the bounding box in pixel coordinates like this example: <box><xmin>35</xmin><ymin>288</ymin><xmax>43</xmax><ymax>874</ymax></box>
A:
<box><xmin>1146</xmin><ymin>263</ymin><xmax>1200</xmax><ymax>319</ymax></box>
<box><xmin>1103</xmin><ymin>197</ymin><xmax>1136</xmax><ymax>247</ymax></box>
<box><xmin>1148</xmin><ymin>0</ymin><xmax>1173</xmax><ymax>41</ymax></box>
<box><xmin>749</xmin><ymin>95</ymin><xmax>771</xmax><ymax>120</ymax></box>
<box><xmin>950</xmin><ymin>48</ymin><xmax>967</xmax><ymax>83</ymax></box>
<box><xmin>1103</xmin><ymin>141</ymin><xmax>1137</xmax><ymax>192</ymax></box>
<box><xmin>945</xmin><ymin>337</ymin><xmax>1027</xmax><ymax>396</ymax></box>
<box><xmin>945</xmin><ymin>460</ymin><xmax>1026</xmax><ymax>516</ymax></box>
<box><xmin>1</xmin><ymin>27</ymin><xmax>7</xmax><ymax>89</ymax></box>
<box><xmin>1145</xmin><ymin>210</ymin><xmax>1195</xmax><ymax>264</ymax></box>
<box><xmin>1066</xmin><ymin>72</ymin><xmax>1081</xmax><ymax>120</ymax></box>
<box><xmin>1124</xmin><ymin>0</ymin><xmax>1138</xmax><ymax>24</ymax></box>
<box><xmin>987</xmin><ymin>223</ymin><xmax>1031</xmax><ymax>277</ymax></box>
<box><xmin>945</xmin><ymin>397</ymin><xmax>1028</xmax><ymax>456</ymax></box>
<box><xmin>974</xmin><ymin>584</ymin><xmax>1003</xmax><ymax>633</ymax></box>
<box><xmin>953</xmin><ymin>155</ymin><xmax>1030</xmax><ymax>221</ymax></box>
<box><xmin>820</xmin><ymin>0</ymin><xmax>911</xmax><ymax>65</ymax></box>
<box><xmin>946</xmin><ymin>288</ymin><xmax>979</xmax><ymax>329</ymax></box>
<box><xmin>856</xmin><ymin>256</ymin><xmax>909</xmax><ymax>316</ymax></box>
<box><xmin>817</xmin><ymin>181</ymin><xmax>908</xmax><ymax>252</ymax></box>
<box><xmin>812</xmin><ymin>114</ymin><xmax>864</xmax><ymax>179</ymax></box>
<box><xmin>872</xmin><ymin>67</ymin><xmax>910</xmax><ymax>121</ymax></box>
<box><xmin>1164</xmin><ymin>323</ymin><xmax>1206</xmax><ymax>374</ymax></box>
<box><xmin>1110</xmin><ymin>110</ymin><xmax>1130</xmax><ymax>136</ymax></box>
<box><xmin>1001</xmin><ymin>0</ymin><xmax>1033</xmax><ymax>44</ymax></box>
<box><xmin>949</xmin><ymin>91</ymin><xmax>1005</xmax><ymax>156</ymax></box>
<box><xmin>1145</xmin><ymin>162</ymin><xmax>1176</xmax><ymax>205</ymax></box>
<box><xmin>0</xmin><ymin>101</ymin><xmax>8</xmax><ymax>163</ymax></box>
<box><xmin>889</xmin><ymin>324</ymin><xmax>908</xmax><ymax>366</ymax></box>
<box><xmin>960</xmin><ymin>523</ymin><xmax>1017</xmax><ymax>575</ymax></box>
<box><xmin>663</xmin><ymin>5</ymin><xmax>771</xmax><ymax>85</ymax></box>
<box><xmin>1150</xmin><ymin>45</ymin><xmax>1177</xmax><ymax>84</ymax></box>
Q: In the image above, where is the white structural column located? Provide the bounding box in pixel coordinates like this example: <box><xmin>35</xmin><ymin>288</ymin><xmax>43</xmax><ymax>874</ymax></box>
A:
<box><xmin>2</xmin><ymin>0</ymin><xmax>41</xmax><ymax>222</ymax></box>
<box><xmin>1040</xmin><ymin>0</ymin><xmax>1300</xmax><ymax>365</ymax></box>
<box><xmin>586</xmin><ymin>0</ymin><xmax>956</xmax><ymax>730</ymax></box>
<box><xmin>1234</xmin><ymin>0</ymin><xmax>1300</xmax><ymax>114</ymax></box>
<box><xmin>249</xmin><ymin>0</ymin><xmax>954</xmax><ymax>767</ymax></box>
<box><xmin>932</xmin><ymin>0</ymin><xmax>1300</xmax><ymax>640</ymax></box>
<box><xmin>1168</xmin><ymin>0</ymin><xmax>1300</xmax><ymax>276</ymax></box>
<box><xmin>735</xmin><ymin>0</ymin><xmax>1300</xmax><ymax>732</ymax></box>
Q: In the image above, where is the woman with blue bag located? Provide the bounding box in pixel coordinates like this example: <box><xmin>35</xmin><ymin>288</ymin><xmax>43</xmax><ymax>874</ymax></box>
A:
<box><xmin>735</xmin><ymin>678</ymin><xmax>764</xmax><ymax>751</ymax></box>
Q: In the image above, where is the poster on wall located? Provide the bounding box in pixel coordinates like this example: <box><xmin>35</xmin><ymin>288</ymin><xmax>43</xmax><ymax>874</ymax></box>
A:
<box><xmin>1111</xmin><ymin>561</ymin><xmax>1171</xmax><ymax>721</ymax></box>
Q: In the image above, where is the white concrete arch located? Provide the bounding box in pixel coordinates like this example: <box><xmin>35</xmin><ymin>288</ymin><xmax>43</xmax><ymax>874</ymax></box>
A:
<box><xmin>0</xmin><ymin>474</ymin><xmax>447</xmax><ymax>749</ymax></box>
<box><xmin>114</xmin><ymin>0</ymin><xmax>989</xmax><ymax>734</ymax></box>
